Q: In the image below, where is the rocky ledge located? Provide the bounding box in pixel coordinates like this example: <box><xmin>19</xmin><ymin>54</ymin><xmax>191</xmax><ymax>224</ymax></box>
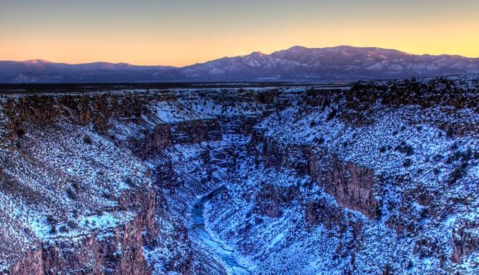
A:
<box><xmin>0</xmin><ymin>75</ymin><xmax>479</xmax><ymax>274</ymax></box>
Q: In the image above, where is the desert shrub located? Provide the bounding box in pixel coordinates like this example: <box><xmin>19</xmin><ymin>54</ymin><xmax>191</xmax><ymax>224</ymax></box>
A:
<box><xmin>405</xmin><ymin>146</ymin><xmax>414</xmax><ymax>156</ymax></box>
<box><xmin>72</xmin><ymin>209</ymin><xmax>79</xmax><ymax>218</ymax></box>
<box><xmin>403</xmin><ymin>159</ymin><xmax>412</xmax><ymax>168</ymax></box>
<box><xmin>59</xmin><ymin>225</ymin><xmax>69</xmax><ymax>233</ymax></box>
<box><xmin>16</xmin><ymin>129</ymin><xmax>25</xmax><ymax>138</ymax></box>
<box><xmin>395</xmin><ymin>142</ymin><xmax>414</xmax><ymax>156</ymax></box>
<box><xmin>47</xmin><ymin>215</ymin><xmax>57</xmax><ymax>225</ymax></box>
<box><xmin>326</xmin><ymin>109</ymin><xmax>337</xmax><ymax>121</ymax></box>
<box><xmin>449</xmin><ymin>166</ymin><xmax>467</xmax><ymax>184</ymax></box>
<box><xmin>446</xmin><ymin>127</ymin><xmax>455</xmax><ymax>138</ymax></box>
<box><xmin>71</xmin><ymin>182</ymin><xmax>79</xmax><ymax>191</ymax></box>
<box><xmin>450</xmin><ymin>143</ymin><xmax>459</xmax><ymax>151</ymax></box>
<box><xmin>125</xmin><ymin>177</ymin><xmax>136</xmax><ymax>187</ymax></box>
<box><xmin>433</xmin><ymin>154</ymin><xmax>443</xmax><ymax>162</ymax></box>
<box><xmin>447</xmin><ymin>149</ymin><xmax>472</xmax><ymax>164</ymax></box>
<box><xmin>66</xmin><ymin>188</ymin><xmax>78</xmax><ymax>200</ymax></box>
<box><xmin>83</xmin><ymin>135</ymin><xmax>93</xmax><ymax>145</ymax></box>
<box><xmin>47</xmin><ymin>215</ymin><xmax>58</xmax><ymax>234</ymax></box>
<box><xmin>314</xmin><ymin>137</ymin><xmax>325</xmax><ymax>145</ymax></box>
<box><xmin>461</xmin><ymin>149</ymin><xmax>472</xmax><ymax>162</ymax></box>
<box><xmin>67</xmin><ymin>220</ymin><xmax>78</xmax><ymax>229</ymax></box>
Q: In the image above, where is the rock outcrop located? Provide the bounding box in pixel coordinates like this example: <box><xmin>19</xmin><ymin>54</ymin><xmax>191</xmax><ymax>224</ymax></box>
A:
<box><xmin>1</xmin><ymin>75</ymin><xmax>479</xmax><ymax>274</ymax></box>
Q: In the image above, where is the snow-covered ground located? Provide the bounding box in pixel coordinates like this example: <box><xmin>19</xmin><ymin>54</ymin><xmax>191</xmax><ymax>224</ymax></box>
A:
<box><xmin>1</xmin><ymin>75</ymin><xmax>479</xmax><ymax>274</ymax></box>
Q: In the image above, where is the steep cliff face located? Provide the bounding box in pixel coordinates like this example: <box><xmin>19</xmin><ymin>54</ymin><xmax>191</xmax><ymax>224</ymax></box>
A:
<box><xmin>1</xmin><ymin>75</ymin><xmax>479</xmax><ymax>274</ymax></box>
<box><xmin>452</xmin><ymin>220</ymin><xmax>479</xmax><ymax>263</ymax></box>
<box><xmin>9</xmin><ymin>189</ymin><xmax>155</xmax><ymax>275</ymax></box>
<box><xmin>258</xmin><ymin>134</ymin><xmax>379</xmax><ymax>218</ymax></box>
<box><xmin>0</xmin><ymin>93</ymin><xmax>159</xmax><ymax>275</ymax></box>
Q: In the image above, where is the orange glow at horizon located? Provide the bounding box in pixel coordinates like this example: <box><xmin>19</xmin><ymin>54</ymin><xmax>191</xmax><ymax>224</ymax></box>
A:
<box><xmin>0</xmin><ymin>0</ymin><xmax>478</xmax><ymax>66</ymax></box>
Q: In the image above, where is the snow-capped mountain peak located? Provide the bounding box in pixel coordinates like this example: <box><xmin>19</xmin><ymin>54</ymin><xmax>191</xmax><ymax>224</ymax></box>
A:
<box><xmin>1</xmin><ymin>46</ymin><xmax>479</xmax><ymax>83</ymax></box>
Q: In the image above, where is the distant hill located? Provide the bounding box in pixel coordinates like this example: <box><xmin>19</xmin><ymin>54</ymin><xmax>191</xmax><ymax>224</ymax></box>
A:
<box><xmin>1</xmin><ymin>46</ymin><xmax>479</xmax><ymax>83</ymax></box>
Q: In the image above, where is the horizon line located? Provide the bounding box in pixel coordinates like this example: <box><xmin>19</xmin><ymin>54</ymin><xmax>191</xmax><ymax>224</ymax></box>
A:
<box><xmin>1</xmin><ymin>45</ymin><xmax>478</xmax><ymax>67</ymax></box>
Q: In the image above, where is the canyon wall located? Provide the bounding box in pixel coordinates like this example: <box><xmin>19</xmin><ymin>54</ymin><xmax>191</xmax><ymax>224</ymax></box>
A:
<box><xmin>1</xmin><ymin>75</ymin><xmax>479</xmax><ymax>274</ymax></box>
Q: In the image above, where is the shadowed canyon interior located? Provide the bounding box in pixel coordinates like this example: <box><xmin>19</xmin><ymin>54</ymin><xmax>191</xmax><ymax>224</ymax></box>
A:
<box><xmin>1</xmin><ymin>75</ymin><xmax>479</xmax><ymax>274</ymax></box>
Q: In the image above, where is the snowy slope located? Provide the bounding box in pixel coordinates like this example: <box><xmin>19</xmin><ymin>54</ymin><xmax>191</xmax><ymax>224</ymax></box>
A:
<box><xmin>1</xmin><ymin>75</ymin><xmax>479</xmax><ymax>274</ymax></box>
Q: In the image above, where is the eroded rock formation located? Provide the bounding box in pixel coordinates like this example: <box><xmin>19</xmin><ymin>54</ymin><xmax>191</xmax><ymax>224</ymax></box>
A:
<box><xmin>1</xmin><ymin>75</ymin><xmax>479</xmax><ymax>274</ymax></box>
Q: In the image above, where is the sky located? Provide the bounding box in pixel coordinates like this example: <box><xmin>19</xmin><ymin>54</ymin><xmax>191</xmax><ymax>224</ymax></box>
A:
<box><xmin>0</xmin><ymin>0</ymin><xmax>478</xmax><ymax>66</ymax></box>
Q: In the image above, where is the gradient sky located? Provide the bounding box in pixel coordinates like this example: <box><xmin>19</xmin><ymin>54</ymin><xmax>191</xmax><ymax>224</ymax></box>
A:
<box><xmin>0</xmin><ymin>0</ymin><xmax>478</xmax><ymax>66</ymax></box>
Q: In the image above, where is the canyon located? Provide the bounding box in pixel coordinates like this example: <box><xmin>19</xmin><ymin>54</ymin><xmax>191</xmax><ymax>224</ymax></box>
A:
<box><xmin>1</xmin><ymin>75</ymin><xmax>479</xmax><ymax>274</ymax></box>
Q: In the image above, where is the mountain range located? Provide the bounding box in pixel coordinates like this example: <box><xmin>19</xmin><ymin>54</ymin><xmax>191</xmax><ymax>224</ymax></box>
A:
<box><xmin>1</xmin><ymin>46</ymin><xmax>479</xmax><ymax>83</ymax></box>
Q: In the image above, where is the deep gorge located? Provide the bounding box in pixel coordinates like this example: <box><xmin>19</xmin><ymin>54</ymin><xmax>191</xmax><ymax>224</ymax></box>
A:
<box><xmin>1</xmin><ymin>76</ymin><xmax>479</xmax><ymax>274</ymax></box>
